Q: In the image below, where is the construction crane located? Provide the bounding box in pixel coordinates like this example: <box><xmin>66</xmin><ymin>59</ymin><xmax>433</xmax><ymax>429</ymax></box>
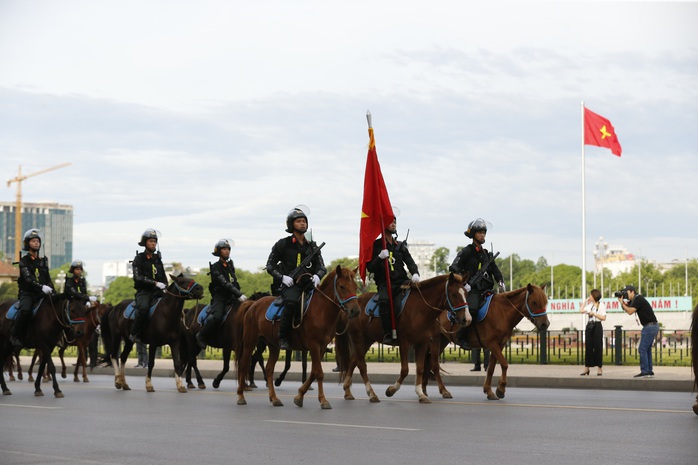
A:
<box><xmin>6</xmin><ymin>163</ymin><xmax>71</xmax><ymax>260</ymax></box>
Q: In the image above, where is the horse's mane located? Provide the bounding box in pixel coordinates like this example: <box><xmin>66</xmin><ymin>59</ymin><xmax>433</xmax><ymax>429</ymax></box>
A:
<box><xmin>414</xmin><ymin>273</ymin><xmax>462</xmax><ymax>290</ymax></box>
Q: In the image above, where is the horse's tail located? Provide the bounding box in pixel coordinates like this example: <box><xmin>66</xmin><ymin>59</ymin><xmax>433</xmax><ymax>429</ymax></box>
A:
<box><xmin>691</xmin><ymin>305</ymin><xmax>698</xmax><ymax>390</ymax></box>
<box><xmin>233</xmin><ymin>299</ymin><xmax>253</xmax><ymax>382</ymax></box>
<box><xmin>334</xmin><ymin>326</ymin><xmax>352</xmax><ymax>382</ymax></box>
<box><xmin>100</xmin><ymin>304</ymin><xmax>114</xmax><ymax>358</ymax></box>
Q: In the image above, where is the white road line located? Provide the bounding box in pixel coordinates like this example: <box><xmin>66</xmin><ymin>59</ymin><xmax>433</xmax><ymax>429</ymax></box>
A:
<box><xmin>0</xmin><ymin>448</ymin><xmax>126</xmax><ymax>464</ymax></box>
<box><xmin>265</xmin><ymin>420</ymin><xmax>420</xmax><ymax>431</ymax></box>
<box><xmin>0</xmin><ymin>403</ymin><xmax>63</xmax><ymax>410</ymax></box>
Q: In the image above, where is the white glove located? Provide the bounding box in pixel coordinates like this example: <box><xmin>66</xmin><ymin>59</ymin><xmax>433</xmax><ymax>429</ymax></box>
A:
<box><xmin>238</xmin><ymin>295</ymin><xmax>248</xmax><ymax>302</ymax></box>
<box><xmin>464</xmin><ymin>283</ymin><xmax>472</xmax><ymax>292</ymax></box>
<box><xmin>498</xmin><ymin>281</ymin><xmax>506</xmax><ymax>292</ymax></box>
<box><xmin>378</xmin><ymin>249</ymin><xmax>390</xmax><ymax>260</ymax></box>
<box><xmin>311</xmin><ymin>274</ymin><xmax>320</xmax><ymax>287</ymax></box>
<box><xmin>89</xmin><ymin>296</ymin><xmax>97</xmax><ymax>302</ymax></box>
<box><xmin>85</xmin><ymin>301</ymin><xmax>92</xmax><ymax>308</ymax></box>
<box><xmin>41</xmin><ymin>285</ymin><xmax>52</xmax><ymax>295</ymax></box>
<box><xmin>411</xmin><ymin>274</ymin><xmax>420</xmax><ymax>284</ymax></box>
<box><xmin>155</xmin><ymin>282</ymin><xmax>167</xmax><ymax>290</ymax></box>
<box><xmin>281</xmin><ymin>275</ymin><xmax>294</xmax><ymax>287</ymax></box>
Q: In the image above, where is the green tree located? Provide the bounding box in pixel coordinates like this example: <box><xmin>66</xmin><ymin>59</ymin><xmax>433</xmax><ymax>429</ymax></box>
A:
<box><xmin>103</xmin><ymin>276</ymin><xmax>135</xmax><ymax>305</ymax></box>
<box><xmin>432</xmin><ymin>247</ymin><xmax>450</xmax><ymax>274</ymax></box>
<box><xmin>0</xmin><ymin>282</ymin><xmax>18</xmax><ymax>302</ymax></box>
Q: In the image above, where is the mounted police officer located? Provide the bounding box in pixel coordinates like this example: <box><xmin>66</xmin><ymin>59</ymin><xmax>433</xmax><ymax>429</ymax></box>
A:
<box><xmin>449</xmin><ymin>218</ymin><xmax>505</xmax><ymax>350</ymax></box>
<box><xmin>129</xmin><ymin>228</ymin><xmax>168</xmax><ymax>343</ymax></box>
<box><xmin>266</xmin><ymin>207</ymin><xmax>326</xmax><ymax>350</ymax></box>
<box><xmin>367</xmin><ymin>216</ymin><xmax>420</xmax><ymax>346</ymax></box>
<box><xmin>65</xmin><ymin>260</ymin><xmax>97</xmax><ymax>307</ymax></box>
<box><xmin>10</xmin><ymin>228</ymin><xmax>55</xmax><ymax>348</ymax></box>
<box><xmin>196</xmin><ymin>239</ymin><xmax>247</xmax><ymax>350</ymax></box>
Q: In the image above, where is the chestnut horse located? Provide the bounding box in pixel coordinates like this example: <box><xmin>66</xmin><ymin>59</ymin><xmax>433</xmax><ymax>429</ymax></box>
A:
<box><xmin>334</xmin><ymin>273</ymin><xmax>468</xmax><ymax>403</ymax></box>
<box><xmin>691</xmin><ymin>305</ymin><xmax>698</xmax><ymax>415</ymax></box>
<box><xmin>100</xmin><ymin>274</ymin><xmax>203</xmax><ymax>393</ymax></box>
<box><xmin>427</xmin><ymin>284</ymin><xmax>550</xmax><ymax>401</ymax></box>
<box><xmin>0</xmin><ymin>294</ymin><xmax>87</xmax><ymax>397</ymax></box>
<box><xmin>234</xmin><ymin>265</ymin><xmax>361</xmax><ymax>409</ymax></box>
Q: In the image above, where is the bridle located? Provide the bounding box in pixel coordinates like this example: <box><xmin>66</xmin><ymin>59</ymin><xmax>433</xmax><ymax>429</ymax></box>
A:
<box><xmin>415</xmin><ymin>276</ymin><xmax>468</xmax><ymax>323</ymax></box>
<box><xmin>166</xmin><ymin>279</ymin><xmax>203</xmax><ymax>299</ymax></box>
<box><xmin>505</xmin><ymin>288</ymin><xmax>548</xmax><ymax>325</ymax></box>
<box><xmin>300</xmin><ymin>271</ymin><xmax>358</xmax><ymax>335</ymax></box>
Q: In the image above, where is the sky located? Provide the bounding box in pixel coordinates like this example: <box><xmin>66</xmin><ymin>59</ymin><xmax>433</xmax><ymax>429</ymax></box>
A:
<box><xmin>1</xmin><ymin>1</ymin><xmax>697</xmax><ymax>285</ymax></box>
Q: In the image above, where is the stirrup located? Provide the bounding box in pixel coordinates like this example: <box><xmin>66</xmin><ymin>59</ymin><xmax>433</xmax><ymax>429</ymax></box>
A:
<box><xmin>382</xmin><ymin>334</ymin><xmax>397</xmax><ymax>346</ymax></box>
<box><xmin>279</xmin><ymin>338</ymin><xmax>290</xmax><ymax>350</ymax></box>
<box><xmin>457</xmin><ymin>339</ymin><xmax>471</xmax><ymax>351</ymax></box>
<box><xmin>195</xmin><ymin>332</ymin><xmax>207</xmax><ymax>350</ymax></box>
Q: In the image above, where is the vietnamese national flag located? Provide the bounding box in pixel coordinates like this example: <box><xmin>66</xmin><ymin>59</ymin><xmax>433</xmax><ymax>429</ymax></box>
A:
<box><xmin>584</xmin><ymin>107</ymin><xmax>622</xmax><ymax>157</ymax></box>
<box><xmin>359</xmin><ymin>126</ymin><xmax>394</xmax><ymax>283</ymax></box>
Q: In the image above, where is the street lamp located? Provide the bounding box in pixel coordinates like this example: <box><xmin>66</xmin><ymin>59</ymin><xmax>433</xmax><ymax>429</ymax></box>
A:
<box><xmin>593</xmin><ymin>237</ymin><xmax>608</xmax><ymax>297</ymax></box>
<box><xmin>56</xmin><ymin>270</ymin><xmax>67</xmax><ymax>293</ymax></box>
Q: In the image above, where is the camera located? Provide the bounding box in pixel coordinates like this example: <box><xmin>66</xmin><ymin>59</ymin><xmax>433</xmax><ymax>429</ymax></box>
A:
<box><xmin>614</xmin><ymin>290</ymin><xmax>628</xmax><ymax>299</ymax></box>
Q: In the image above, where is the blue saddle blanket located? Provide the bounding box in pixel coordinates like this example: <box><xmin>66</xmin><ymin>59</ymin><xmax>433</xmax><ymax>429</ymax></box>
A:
<box><xmin>197</xmin><ymin>304</ymin><xmax>233</xmax><ymax>326</ymax></box>
<box><xmin>472</xmin><ymin>294</ymin><xmax>494</xmax><ymax>322</ymax></box>
<box><xmin>124</xmin><ymin>299</ymin><xmax>161</xmax><ymax>320</ymax></box>
<box><xmin>364</xmin><ymin>290</ymin><xmax>411</xmax><ymax>318</ymax></box>
<box><xmin>265</xmin><ymin>291</ymin><xmax>314</xmax><ymax>322</ymax></box>
<box><xmin>6</xmin><ymin>300</ymin><xmax>44</xmax><ymax>320</ymax></box>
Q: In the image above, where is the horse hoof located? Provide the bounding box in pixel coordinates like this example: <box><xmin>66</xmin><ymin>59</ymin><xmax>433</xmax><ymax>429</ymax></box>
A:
<box><xmin>369</xmin><ymin>396</ymin><xmax>381</xmax><ymax>403</ymax></box>
<box><xmin>114</xmin><ymin>382</ymin><xmax>122</xmax><ymax>390</ymax></box>
<box><xmin>272</xmin><ymin>399</ymin><xmax>284</xmax><ymax>407</ymax></box>
<box><xmin>237</xmin><ymin>398</ymin><xmax>247</xmax><ymax>406</ymax></box>
<box><xmin>344</xmin><ymin>394</ymin><xmax>355</xmax><ymax>400</ymax></box>
<box><xmin>74</xmin><ymin>378</ymin><xmax>79</xmax><ymax>383</ymax></box>
<box><xmin>419</xmin><ymin>397</ymin><xmax>432</xmax><ymax>404</ymax></box>
<box><xmin>177</xmin><ymin>386</ymin><xmax>187</xmax><ymax>393</ymax></box>
<box><xmin>83</xmin><ymin>378</ymin><xmax>89</xmax><ymax>383</ymax></box>
<box><xmin>693</xmin><ymin>404</ymin><xmax>698</xmax><ymax>416</ymax></box>
<box><xmin>385</xmin><ymin>387</ymin><xmax>396</xmax><ymax>397</ymax></box>
<box><xmin>486</xmin><ymin>394</ymin><xmax>499</xmax><ymax>400</ymax></box>
<box><xmin>35</xmin><ymin>391</ymin><xmax>44</xmax><ymax>397</ymax></box>
<box><xmin>496</xmin><ymin>389</ymin><xmax>505</xmax><ymax>399</ymax></box>
<box><xmin>28</xmin><ymin>375</ymin><xmax>34</xmax><ymax>382</ymax></box>
<box><xmin>3</xmin><ymin>390</ymin><xmax>12</xmax><ymax>395</ymax></box>
<box><xmin>212</xmin><ymin>378</ymin><xmax>221</xmax><ymax>389</ymax></box>
<box><xmin>18</xmin><ymin>374</ymin><xmax>23</xmax><ymax>381</ymax></box>
<box><xmin>187</xmin><ymin>383</ymin><xmax>195</xmax><ymax>389</ymax></box>
<box><xmin>198</xmin><ymin>383</ymin><xmax>206</xmax><ymax>390</ymax></box>
<box><xmin>442</xmin><ymin>391</ymin><xmax>453</xmax><ymax>399</ymax></box>
<box><xmin>61</xmin><ymin>373</ymin><xmax>67</xmax><ymax>379</ymax></box>
<box><xmin>320</xmin><ymin>401</ymin><xmax>332</xmax><ymax>410</ymax></box>
<box><xmin>293</xmin><ymin>396</ymin><xmax>303</xmax><ymax>408</ymax></box>
<box><xmin>274</xmin><ymin>378</ymin><xmax>282</xmax><ymax>387</ymax></box>
<box><xmin>244</xmin><ymin>386</ymin><xmax>253</xmax><ymax>392</ymax></box>
<box><xmin>55</xmin><ymin>391</ymin><xmax>64</xmax><ymax>398</ymax></box>
<box><xmin>146</xmin><ymin>386</ymin><xmax>155</xmax><ymax>393</ymax></box>
<box><xmin>122</xmin><ymin>384</ymin><xmax>131</xmax><ymax>391</ymax></box>
<box><xmin>249</xmin><ymin>382</ymin><xmax>257</xmax><ymax>389</ymax></box>
<box><xmin>8</xmin><ymin>376</ymin><xmax>14</xmax><ymax>381</ymax></box>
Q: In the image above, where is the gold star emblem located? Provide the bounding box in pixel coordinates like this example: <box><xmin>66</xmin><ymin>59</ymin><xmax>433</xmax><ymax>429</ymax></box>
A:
<box><xmin>599</xmin><ymin>125</ymin><xmax>611</xmax><ymax>139</ymax></box>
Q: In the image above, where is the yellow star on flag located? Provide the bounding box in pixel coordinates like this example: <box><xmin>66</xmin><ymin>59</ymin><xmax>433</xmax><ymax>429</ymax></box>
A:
<box><xmin>599</xmin><ymin>125</ymin><xmax>611</xmax><ymax>139</ymax></box>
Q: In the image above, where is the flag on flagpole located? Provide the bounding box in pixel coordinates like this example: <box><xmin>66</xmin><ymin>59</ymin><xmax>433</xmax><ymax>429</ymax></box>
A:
<box><xmin>583</xmin><ymin>107</ymin><xmax>622</xmax><ymax>157</ymax></box>
<box><xmin>359</xmin><ymin>125</ymin><xmax>394</xmax><ymax>283</ymax></box>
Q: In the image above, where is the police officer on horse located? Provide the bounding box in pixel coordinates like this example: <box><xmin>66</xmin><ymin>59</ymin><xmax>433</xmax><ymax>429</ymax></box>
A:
<box><xmin>196</xmin><ymin>239</ymin><xmax>247</xmax><ymax>349</ymax></box>
<box><xmin>367</xmin><ymin>216</ymin><xmax>420</xmax><ymax>346</ymax></box>
<box><xmin>10</xmin><ymin>228</ymin><xmax>55</xmax><ymax>348</ymax></box>
<box><xmin>129</xmin><ymin>229</ymin><xmax>167</xmax><ymax>343</ymax></box>
<box><xmin>266</xmin><ymin>207</ymin><xmax>326</xmax><ymax>351</ymax></box>
<box><xmin>449</xmin><ymin>218</ymin><xmax>505</xmax><ymax>350</ymax></box>
<box><xmin>65</xmin><ymin>260</ymin><xmax>97</xmax><ymax>307</ymax></box>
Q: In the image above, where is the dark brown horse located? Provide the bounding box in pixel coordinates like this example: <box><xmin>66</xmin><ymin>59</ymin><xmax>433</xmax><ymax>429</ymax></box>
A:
<box><xmin>0</xmin><ymin>294</ymin><xmax>87</xmax><ymax>397</ymax></box>
<box><xmin>691</xmin><ymin>305</ymin><xmax>698</xmax><ymax>415</ymax></box>
<box><xmin>434</xmin><ymin>284</ymin><xmax>550</xmax><ymax>400</ymax></box>
<box><xmin>335</xmin><ymin>273</ymin><xmax>468</xmax><ymax>403</ymax></box>
<box><xmin>234</xmin><ymin>265</ymin><xmax>361</xmax><ymax>408</ymax></box>
<box><xmin>4</xmin><ymin>353</ymin><xmax>22</xmax><ymax>381</ymax></box>
<box><xmin>100</xmin><ymin>274</ymin><xmax>203</xmax><ymax>393</ymax></box>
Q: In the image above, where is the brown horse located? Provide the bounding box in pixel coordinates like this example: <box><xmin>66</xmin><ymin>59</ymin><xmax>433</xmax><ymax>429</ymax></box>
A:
<box><xmin>690</xmin><ymin>303</ymin><xmax>698</xmax><ymax>415</ymax></box>
<box><xmin>234</xmin><ymin>265</ymin><xmax>361</xmax><ymax>408</ymax></box>
<box><xmin>430</xmin><ymin>284</ymin><xmax>550</xmax><ymax>400</ymax></box>
<box><xmin>0</xmin><ymin>294</ymin><xmax>87</xmax><ymax>397</ymax></box>
<box><xmin>100</xmin><ymin>273</ymin><xmax>203</xmax><ymax>393</ymax></box>
<box><xmin>334</xmin><ymin>273</ymin><xmax>468</xmax><ymax>403</ymax></box>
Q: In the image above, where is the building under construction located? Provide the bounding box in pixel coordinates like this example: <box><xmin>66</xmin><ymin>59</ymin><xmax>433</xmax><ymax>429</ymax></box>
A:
<box><xmin>0</xmin><ymin>201</ymin><xmax>73</xmax><ymax>267</ymax></box>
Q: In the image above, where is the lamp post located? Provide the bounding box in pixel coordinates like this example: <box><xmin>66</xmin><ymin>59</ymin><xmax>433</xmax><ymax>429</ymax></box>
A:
<box><xmin>56</xmin><ymin>270</ymin><xmax>67</xmax><ymax>293</ymax></box>
<box><xmin>593</xmin><ymin>237</ymin><xmax>608</xmax><ymax>297</ymax></box>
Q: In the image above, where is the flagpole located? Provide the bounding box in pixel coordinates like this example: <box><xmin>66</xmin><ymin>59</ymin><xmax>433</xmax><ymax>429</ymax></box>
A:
<box><xmin>367</xmin><ymin>111</ymin><xmax>397</xmax><ymax>340</ymax></box>
<box><xmin>581</xmin><ymin>101</ymin><xmax>587</xmax><ymax>304</ymax></box>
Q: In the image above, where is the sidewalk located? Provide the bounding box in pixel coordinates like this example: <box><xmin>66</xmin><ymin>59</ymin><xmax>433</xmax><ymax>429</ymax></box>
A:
<box><xmin>21</xmin><ymin>356</ymin><xmax>695</xmax><ymax>393</ymax></box>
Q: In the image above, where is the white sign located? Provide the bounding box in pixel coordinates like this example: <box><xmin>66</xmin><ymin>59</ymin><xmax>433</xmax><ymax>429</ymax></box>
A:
<box><xmin>547</xmin><ymin>296</ymin><xmax>693</xmax><ymax>313</ymax></box>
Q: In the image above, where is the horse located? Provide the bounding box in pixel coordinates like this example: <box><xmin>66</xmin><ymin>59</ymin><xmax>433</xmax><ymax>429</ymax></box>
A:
<box><xmin>690</xmin><ymin>303</ymin><xmax>698</xmax><ymax>415</ymax></box>
<box><xmin>428</xmin><ymin>284</ymin><xmax>550</xmax><ymax>401</ymax></box>
<box><xmin>0</xmin><ymin>294</ymin><xmax>87</xmax><ymax>397</ymax></box>
<box><xmin>100</xmin><ymin>273</ymin><xmax>204</xmax><ymax>393</ymax></box>
<box><xmin>4</xmin><ymin>353</ymin><xmax>22</xmax><ymax>381</ymax></box>
<box><xmin>334</xmin><ymin>272</ymin><xmax>468</xmax><ymax>403</ymax></box>
<box><xmin>234</xmin><ymin>265</ymin><xmax>361</xmax><ymax>408</ymax></box>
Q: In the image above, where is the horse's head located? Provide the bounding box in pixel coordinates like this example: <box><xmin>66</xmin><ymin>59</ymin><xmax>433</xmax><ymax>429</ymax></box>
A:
<box><xmin>525</xmin><ymin>283</ymin><xmax>550</xmax><ymax>331</ymax></box>
<box><xmin>327</xmin><ymin>265</ymin><xmax>360</xmax><ymax>320</ymax></box>
<box><xmin>168</xmin><ymin>273</ymin><xmax>205</xmax><ymax>300</ymax></box>
<box><xmin>64</xmin><ymin>298</ymin><xmax>90</xmax><ymax>339</ymax></box>
<box><xmin>445</xmin><ymin>272</ymin><xmax>469</xmax><ymax>325</ymax></box>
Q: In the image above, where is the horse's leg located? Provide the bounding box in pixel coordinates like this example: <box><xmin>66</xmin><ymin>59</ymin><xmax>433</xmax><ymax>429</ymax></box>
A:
<box><xmin>1</xmin><ymin>349</ymin><xmax>12</xmax><ymax>395</ymax></box>
<box><xmin>355</xmin><ymin>342</ymin><xmax>379</xmax><ymax>403</ymax></box>
<box><xmin>118</xmin><ymin>339</ymin><xmax>133</xmax><ymax>391</ymax></box>
<box><xmin>274</xmin><ymin>349</ymin><xmax>292</xmax><ymax>387</ymax></box>
<box><xmin>428</xmin><ymin>338</ymin><xmax>452</xmax><ymax>399</ymax></box>
<box><xmin>170</xmin><ymin>340</ymin><xmax>187</xmax><ymax>393</ymax></box>
<box><xmin>46</xmin><ymin>353</ymin><xmax>63</xmax><ymax>398</ymax></box>
<box><xmin>34</xmin><ymin>356</ymin><xmax>45</xmax><ymax>396</ymax></box>
<box><xmin>266</xmin><ymin>347</ymin><xmax>283</xmax><ymax>406</ymax></box>
<box><xmin>693</xmin><ymin>394</ymin><xmax>698</xmax><ymax>416</ymax></box>
<box><xmin>413</xmin><ymin>343</ymin><xmax>431</xmax><ymax>403</ymax></box>
<box><xmin>213</xmin><ymin>347</ymin><xmax>230</xmax><ymax>389</ymax></box>
<box><xmin>28</xmin><ymin>349</ymin><xmax>38</xmax><ymax>382</ymax></box>
<box><xmin>145</xmin><ymin>344</ymin><xmax>157</xmax><ymax>392</ymax></box>
<box><xmin>59</xmin><ymin>346</ymin><xmax>67</xmax><ymax>379</ymax></box>
<box><xmin>193</xmin><ymin>358</ymin><xmax>205</xmax><ymax>389</ymax></box>
<box><xmin>236</xmin><ymin>343</ymin><xmax>253</xmax><ymax>405</ymax></box>
<box><xmin>296</xmin><ymin>345</ymin><xmax>330</xmax><ymax>409</ymax></box>
<box><xmin>15</xmin><ymin>352</ymin><xmax>23</xmax><ymax>381</ymax></box>
<box><xmin>74</xmin><ymin>344</ymin><xmax>82</xmax><ymax>382</ymax></box>
<box><xmin>483</xmin><ymin>346</ymin><xmax>507</xmax><ymax>400</ymax></box>
<box><xmin>386</xmin><ymin>342</ymin><xmax>410</xmax><ymax>398</ymax></box>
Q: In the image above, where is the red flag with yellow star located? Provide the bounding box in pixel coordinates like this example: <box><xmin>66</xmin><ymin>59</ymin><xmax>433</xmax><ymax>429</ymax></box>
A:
<box><xmin>359</xmin><ymin>126</ymin><xmax>394</xmax><ymax>283</ymax></box>
<box><xmin>584</xmin><ymin>107</ymin><xmax>622</xmax><ymax>157</ymax></box>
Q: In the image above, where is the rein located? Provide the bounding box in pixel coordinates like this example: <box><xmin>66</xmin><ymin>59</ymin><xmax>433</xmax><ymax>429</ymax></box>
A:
<box><xmin>292</xmin><ymin>272</ymin><xmax>358</xmax><ymax>335</ymax></box>
<box><xmin>503</xmin><ymin>289</ymin><xmax>548</xmax><ymax>325</ymax></box>
<box><xmin>414</xmin><ymin>278</ymin><xmax>468</xmax><ymax>322</ymax></box>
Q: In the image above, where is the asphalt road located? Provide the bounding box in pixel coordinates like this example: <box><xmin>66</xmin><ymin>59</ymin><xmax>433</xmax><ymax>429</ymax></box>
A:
<box><xmin>1</xmin><ymin>374</ymin><xmax>697</xmax><ymax>465</ymax></box>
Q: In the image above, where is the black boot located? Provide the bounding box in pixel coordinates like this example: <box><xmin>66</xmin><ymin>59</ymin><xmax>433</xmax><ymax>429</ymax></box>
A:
<box><xmin>278</xmin><ymin>306</ymin><xmax>294</xmax><ymax>350</ymax></box>
<box><xmin>130</xmin><ymin>310</ymin><xmax>146</xmax><ymax>343</ymax></box>
<box><xmin>10</xmin><ymin>311</ymin><xmax>30</xmax><ymax>349</ymax></box>
<box><xmin>379</xmin><ymin>305</ymin><xmax>397</xmax><ymax>346</ymax></box>
<box><xmin>456</xmin><ymin>327</ymin><xmax>470</xmax><ymax>350</ymax></box>
<box><xmin>195</xmin><ymin>327</ymin><xmax>208</xmax><ymax>350</ymax></box>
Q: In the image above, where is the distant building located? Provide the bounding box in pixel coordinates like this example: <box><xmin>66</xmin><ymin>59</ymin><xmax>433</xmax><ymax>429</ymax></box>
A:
<box><xmin>0</xmin><ymin>201</ymin><xmax>73</xmax><ymax>268</ymax></box>
<box><xmin>0</xmin><ymin>260</ymin><xmax>19</xmax><ymax>284</ymax></box>
<box><xmin>595</xmin><ymin>245</ymin><xmax>635</xmax><ymax>277</ymax></box>
<box><xmin>408</xmin><ymin>240</ymin><xmax>436</xmax><ymax>279</ymax></box>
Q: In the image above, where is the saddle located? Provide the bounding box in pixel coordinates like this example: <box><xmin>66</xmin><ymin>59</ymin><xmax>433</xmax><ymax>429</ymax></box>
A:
<box><xmin>197</xmin><ymin>304</ymin><xmax>234</xmax><ymax>326</ymax></box>
<box><xmin>6</xmin><ymin>300</ymin><xmax>44</xmax><ymax>320</ymax></box>
<box><xmin>123</xmin><ymin>299</ymin><xmax>162</xmax><ymax>320</ymax></box>
<box><xmin>364</xmin><ymin>287</ymin><xmax>411</xmax><ymax>318</ymax></box>
<box><xmin>265</xmin><ymin>290</ymin><xmax>314</xmax><ymax>322</ymax></box>
<box><xmin>471</xmin><ymin>293</ymin><xmax>494</xmax><ymax>323</ymax></box>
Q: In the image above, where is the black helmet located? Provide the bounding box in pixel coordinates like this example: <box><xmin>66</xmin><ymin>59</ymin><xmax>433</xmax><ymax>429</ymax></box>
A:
<box><xmin>69</xmin><ymin>260</ymin><xmax>84</xmax><ymax>273</ymax></box>
<box><xmin>22</xmin><ymin>228</ymin><xmax>42</xmax><ymax>251</ymax></box>
<box><xmin>212</xmin><ymin>239</ymin><xmax>233</xmax><ymax>257</ymax></box>
<box><xmin>285</xmin><ymin>208</ymin><xmax>308</xmax><ymax>233</ymax></box>
<box><xmin>138</xmin><ymin>228</ymin><xmax>159</xmax><ymax>247</ymax></box>
<box><xmin>465</xmin><ymin>218</ymin><xmax>488</xmax><ymax>239</ymax></box>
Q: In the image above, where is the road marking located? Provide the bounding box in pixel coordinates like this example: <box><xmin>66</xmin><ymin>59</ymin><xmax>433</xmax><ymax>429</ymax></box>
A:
<box><xmin>0</xmin><ymin>449</ymin><xmax>125</xmax><ymax>464</ymax></box>
<box><xmin>0</xmin><ymin>403</ymin><xmax>63</xmax><ymax>410</ymax></box>
<box><xmin>431</xmin><ymin>400</ymin><xmax>692</xmax><ymax>414</ymax></box>
<box><xmin>265</xmin><ymin>420</ymin><xmax>420</xmax><ymax>431</ymax></box>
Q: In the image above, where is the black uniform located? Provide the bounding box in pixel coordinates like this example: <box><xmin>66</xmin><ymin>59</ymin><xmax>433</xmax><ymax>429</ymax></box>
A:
<box><xmin>200</xmin><ymin>258</ymin><xmax>243</xmax><ymax>342</ymax></box>
<box><xmin>130</xmin><ymin>251</ymin><xmax>168</xmax><ymax>338</ymax></box>
<box><xmin>65</xmin><ymin>276</ymin><xmax>89</xmax><ymax>303</ymax></box>
<box><xmin>266</xmin><ymin>236</ymin><xmax>326</xmax><ymax>343</ymax></box>
<box><xmin>449</xmin><ymin>243</ymin><xmax>503</xmax><ymax>311</ymax></box>
<box><xmin>366</xmin><ymin>237</ymin><xmax>419</xmax><ymax>338</ymax></box>
<box><xmin>11</xmin><ymin>254</ymin><xmax>54</xmax><ymax>344</ymax></box>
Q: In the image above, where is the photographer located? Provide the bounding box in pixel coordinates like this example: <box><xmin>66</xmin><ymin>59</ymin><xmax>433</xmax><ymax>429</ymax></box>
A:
<box><xmin>617</xmin><ymin>285</ymin><xmax>658</xmax><ymax>378</ymax></box>
<box><xmin>580</xmin><ymin>289</ymin><xmax>605</xmax><ymax>376</ymax></box>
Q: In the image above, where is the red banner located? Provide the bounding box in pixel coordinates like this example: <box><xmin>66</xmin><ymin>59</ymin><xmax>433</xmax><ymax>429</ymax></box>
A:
<box><xmin>584</xmin><ymin>107</ymin><xmax>622</xmax><ymax>157</ymax></box>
